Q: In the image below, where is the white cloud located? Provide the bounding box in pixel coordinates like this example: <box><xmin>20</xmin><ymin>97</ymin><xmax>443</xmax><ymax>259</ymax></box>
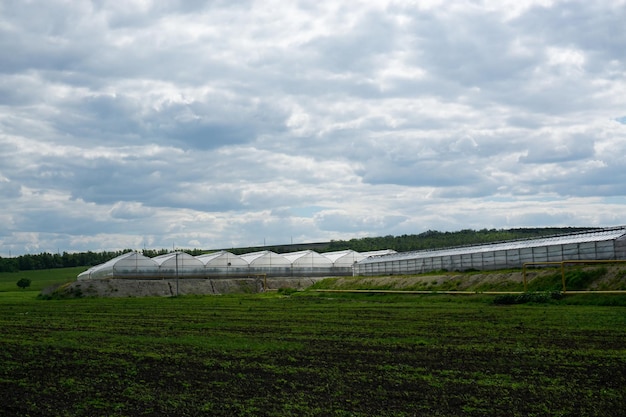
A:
<box><xmin>1</xmin><ymin>0</ymin><xmax>626</xmax><ymax>256</ymax></box>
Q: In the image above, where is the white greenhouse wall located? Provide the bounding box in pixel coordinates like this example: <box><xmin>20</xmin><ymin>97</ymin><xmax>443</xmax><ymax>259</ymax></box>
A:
<box><xmin>321</xmin><ymin>250</ymin><xmax>364</xmax><ymax>275</ymax></box>
<box><xmin>354</xmin><ymin>227</ymin><xmax>626</xmax><ymax>276</ymax></box>
<box><xmin>283</xmin><ymin>250</ymin><xmax>335</xmax><ymax>277</ymax></box>
<box><xmin>81</xmin><ymin>252</ymin><xmax>159</xmax><ymax>280</ymax></box>
<box><xmin>240</xmin><ymin>251</ymin><xmax>292</xmax><ymax>277</ymax></box>
<box><xmin>197</xmin><ymin>251</ymin><xmax>249</xmax><ymax>277</ymax></box>
<box><xmin>77</xmin><ymin>268</ymin><xmax>93</xmax><ymax>280</ymax></box>
<box><xmin>153</xmin><ymin>252</ymin><xmax>205</xmax><ymax>278</ymax></box>
<box><xmin>616</xmin><ymin>235</ymin><xmax>626</xmax><ymax>259</ymax></box>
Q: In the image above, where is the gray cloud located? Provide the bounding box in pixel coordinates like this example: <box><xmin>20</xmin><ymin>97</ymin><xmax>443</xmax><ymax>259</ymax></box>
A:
<box><xmin>519</xmin><ymin>133</ymin><xmax>596</xmax><ymax>164</ymax></box>
<box><xmin>1</xmin><ymin>0</ymin><xmax>625</xmax><ymax>256</ymax></box>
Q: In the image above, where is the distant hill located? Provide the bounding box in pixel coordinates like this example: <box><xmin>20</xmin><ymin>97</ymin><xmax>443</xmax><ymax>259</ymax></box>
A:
<box><xmin>225</xmin><ymin>227</ymin><xmax>596</xmax><ymax>255</ymax></box>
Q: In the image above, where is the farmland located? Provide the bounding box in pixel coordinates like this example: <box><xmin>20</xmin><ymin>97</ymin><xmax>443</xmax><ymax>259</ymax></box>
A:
<box><xmin>1</xmin><ymin>269</ymin><xmax>626</xmax><ymax>417</ymax></box>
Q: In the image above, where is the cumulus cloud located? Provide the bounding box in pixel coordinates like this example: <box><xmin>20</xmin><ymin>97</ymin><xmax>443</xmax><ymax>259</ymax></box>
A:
<box><xmin>1</xmin><ymin>0</ymin><xmax>625</xmax><ymax>255</ymax></box>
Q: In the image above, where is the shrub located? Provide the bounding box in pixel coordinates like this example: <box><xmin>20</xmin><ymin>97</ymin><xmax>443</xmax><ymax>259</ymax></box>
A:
<box><xmin>277</xmin><ymin>287</ymin><xmax>298</xmax><ymax>296</ymax></box>
<box><xmin>492</xmin><ymin>291</ymin><xmax>562</xmax><ymax>305</ymax></box>
<box><xmin>16</xmin><ymin>278</ymin><xmax>31</xmax><ymax>289</ymax></box>
<box><xmin>566</xmin><ymin>267</ymin><xmax>607</xmax><ymax>290</ymax></box>
<box><xmin>528</xmin><ymin>267</ymin><xmax>608</xmax><ymax>292</ymax></box>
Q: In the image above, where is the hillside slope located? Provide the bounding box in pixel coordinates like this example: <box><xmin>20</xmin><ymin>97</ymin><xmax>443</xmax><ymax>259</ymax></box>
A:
<box><xmin>312</xmin><ymin>264</ymin><xmax>626</xmax><ymax>293</ymax></box>
<box><xmin>44</xmin><ymin>264</ymin><xmax>626</xmax><ymax>298</ymax></box>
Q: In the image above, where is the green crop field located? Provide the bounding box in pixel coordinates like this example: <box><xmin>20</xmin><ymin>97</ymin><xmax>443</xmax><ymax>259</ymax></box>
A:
<box><xmin>0</xmin><ymin>267</ymin><xmax>85</xmax><ymax>292</ymax></box>
<box><xmin>1</xmin><ymin>278</ymin><xmax>625</xmax><ymax>416</ymax></box>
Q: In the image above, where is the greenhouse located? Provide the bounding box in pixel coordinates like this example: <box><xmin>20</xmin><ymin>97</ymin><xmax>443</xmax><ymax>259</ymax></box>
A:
<box><xmin>239</xmin><ymin>251</ymin><xmax>292</xmax><ymax>277</ymax></box>
<box><xmin>153</xmin><ymin>252</ymin><xmax>205</xmax><ymax>278</ymax></box>
<box><xmin>321</xmin><ymin>250</ymin><xmax>397</xmax><ymax>274</ymax></box>
<box><xmin>76</xmin><ymin>248</ymin><xmax>401</xmax><ymax>280</ymax></box>
<box><xmin>76</xmin><ymin>227</ymin><xmax>626</xmax><ymax>281</ymax></box>
<box><xmin>354</xmin><ymin>226</ymin><xmax>626</xmax><ymax>276</ymax></box>
<box><xmin>196</xmin><ymin>251</ymin><xmax>249</xmax><ymax>277</ymax></box>
<box><xmin>283</xmin><ymin>250</ymin><xmax>334</xmax><ymax>277</ymax></box>
<box><xmin>77</xmin><ymin>252</ymin><xmax>159</xmax><ymax>280</ymax></box>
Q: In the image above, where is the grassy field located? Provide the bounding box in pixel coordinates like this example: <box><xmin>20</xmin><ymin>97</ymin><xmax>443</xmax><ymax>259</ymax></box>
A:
<box><xmin>0</xmin><ymin>267</ymin><xmax>85</xmax><ymax>292</ymax></box>
<box><xmin>1</xmin><ymin>277</ymin><xmax>625</xmax><ymax>416</ymax></box>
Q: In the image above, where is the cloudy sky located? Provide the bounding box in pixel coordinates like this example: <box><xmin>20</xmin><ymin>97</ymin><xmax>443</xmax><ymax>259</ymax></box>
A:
<box><xmin>1</xmin><ymin>0</ymin><xmax>626</xmax><ymax>256</ymax></box>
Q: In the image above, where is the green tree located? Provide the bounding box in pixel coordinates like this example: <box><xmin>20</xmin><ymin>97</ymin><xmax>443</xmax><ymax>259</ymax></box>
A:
<box><xmin>16</xmin><ymin>278</ymin><xmax>31</xmax><ymax>290</ymax></box>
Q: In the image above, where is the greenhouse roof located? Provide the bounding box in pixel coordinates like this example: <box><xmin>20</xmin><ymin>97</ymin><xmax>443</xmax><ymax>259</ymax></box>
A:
<box><xmin>283</xmin><ymin>250</ymin><xmax>333</xmax><ymax>265</ymax></box>
<box><xmin>90</xmin><ymin>251</ymin><xmax>157</xmax><ymax>270</ymax></box>
<box><xmin>152</xmin><ymin>252</ymin><xmax>201</xmax><ymax>265</ymax></box>
<box><xmin>282</xmin><ymin>250</ymin><xmax>314</xmax><ymax>262</ymax></box>
<box><xmin>320</xmin><ymin>250</ymin><xmax>360</xmax><ymax>262</ymax></box>
<box><xmin>360</xmin><ymin>249</ymin><xmax>397</xmax><ymax>257</ymax></box>
<box><xmin>358</xmin><ymin>226</ymin><xmax>626</xmax><ymax>264</ymax></box>
<box><xmin>195</xmin><ymin>252</ymin><xmax>222</xmax><ymax>262</ymax></box>
<box><xmin>239</xmin><ymin>250</ymin><xmax>270</xmax><ymax>263</ymax></box>
<box><xmin>239</xmin><ymin>250</ymin><xmax>289</xmax><ymax>264</ymax></box>
<box><xmin>196</xmin><ymin>251</ymin><xmax>242</xmax><ymax>263</ymax></box>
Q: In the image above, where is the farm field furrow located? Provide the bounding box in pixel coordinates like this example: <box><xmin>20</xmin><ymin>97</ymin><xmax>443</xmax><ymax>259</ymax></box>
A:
<box><xmin>0</xmin><ymin>293</ymin><xmax>625</xmax><ymax>416</ymax></box>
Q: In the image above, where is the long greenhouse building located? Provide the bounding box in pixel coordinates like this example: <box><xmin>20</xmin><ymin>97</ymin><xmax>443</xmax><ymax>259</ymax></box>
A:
<box><xmin>354</xmin><ymin>226</ymin><xmax>626</xmax><ymax>276</ymax></box>
<box><xmin>77</xmin><ymin>226</ymin><xmax>626</xmax><ymax>280</ymax></box>
<box><xmin>77</xmin><ymin>249</ymin><xmax>396</xmax><ymax>280</ymax></box>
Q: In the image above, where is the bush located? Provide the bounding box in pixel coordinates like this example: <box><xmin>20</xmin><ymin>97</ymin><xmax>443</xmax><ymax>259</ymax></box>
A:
<box><xmin>277</xmin><ymin>287</ymin><xmax>298</xmax><ymax>296</ymax></box>
<box><xmin>493</xmin><ymin>291</ymin><xmax>562</xmax><ymax>305</ymax></box>
<box><xmin>16</xmin><ymin>278</ymin><xmax>31</xmax><ymax>289</ymax></box>
<box><xmin>566</xmin><ymin>267</ymin><xmax>607</xmax><ymax>290</ymax></box>
<box><xmin>528</xmin><ymin>267</ymin><xmax>608</xmax><ymax>292</ymax></box>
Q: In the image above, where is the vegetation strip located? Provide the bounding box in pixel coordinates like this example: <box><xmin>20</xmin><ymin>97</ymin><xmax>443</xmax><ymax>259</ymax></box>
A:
<box><xmin>1</xmin><ymin>287</ymin><xmax>625</xmax><ymax>416</ymax></box>
<box><xmin>314</xmin><ymin>289</ymin><xmax>528</xmax><ymax>294</ymax></box>
<box><xmin>314</xmin><ymin>289</ymin><xmax>626</xmax><ymax>295</ymax></box>
<box><xmin>1</xmin><ymin>266</ymin><xmax>625</xmax><ymax>415</ymax></box>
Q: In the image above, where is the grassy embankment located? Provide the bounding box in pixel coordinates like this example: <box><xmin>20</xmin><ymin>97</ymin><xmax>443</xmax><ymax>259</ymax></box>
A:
<box><xmin>1</xmin><ymin>267</ymin><xmax>626</xmax><ymax>416</ymax></box>
<box><xmin>310</xmin><ymin>265</ymin><xmax>626</xmax><ymax>296</ymax></box>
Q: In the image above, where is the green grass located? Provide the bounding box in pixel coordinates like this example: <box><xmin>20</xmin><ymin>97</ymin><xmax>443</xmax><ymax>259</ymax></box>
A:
<box><xmin>527</xmin><ymin>267</ymin><xmax>610</xmax><ymax>292</ymax></box>
<box><xmin>0</xmin><ymin>267</ymin><xmax>84</xmax><ymax>292</ymax></box>
<box><xmin>0</xmin><ymin>289</ymin><xmax>625</xmax><ymax>416</ymax></box>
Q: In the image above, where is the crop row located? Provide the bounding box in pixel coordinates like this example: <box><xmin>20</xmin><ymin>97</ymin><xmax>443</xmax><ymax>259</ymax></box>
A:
<box><xmin>1</xmin><ymin>292</ymin><xmax>625</xmax><ymax>416</ymax></box>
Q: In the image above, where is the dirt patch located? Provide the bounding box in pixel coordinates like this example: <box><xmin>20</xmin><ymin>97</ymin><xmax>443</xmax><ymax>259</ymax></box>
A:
<box><xmin>43</xmin><ymin>276</ymin><xmax>327</xmax><ymax>298</ymax></box>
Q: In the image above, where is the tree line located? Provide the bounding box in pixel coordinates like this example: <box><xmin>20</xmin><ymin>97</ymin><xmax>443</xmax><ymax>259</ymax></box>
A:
<box><xmin>322</xmin><ymin>227</ymin><xmax>594</xmax><ymax>253</ymax></box>
<box><xmin>0</xmin><ymin>227</ymin><xmax>594</xmax><ymax>273</ymax></box>
<box><xmin>0</xmin><ymin>250</ymin><xmax>132</xmax><ymax>273</ymax></box>
<box><xmin>0</xmin><ymin>248</ymin><xmax>209</xmax><ymax>273</ymax></box>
